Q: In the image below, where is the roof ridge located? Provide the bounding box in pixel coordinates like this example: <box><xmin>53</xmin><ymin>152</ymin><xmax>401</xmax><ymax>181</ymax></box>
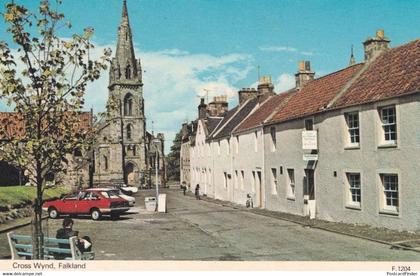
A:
<box><xmin>231</xmin><ymin>97</ymin><xmax>266</xmax><ymax>134</ymax></box>
<box><xmin>326</xmin><ymin>62</ymin><xmax>371</xmax><ymax>108</ymax></box>
<box><xmin>264</xmin><ymin>91</ymin><xmax>296</xmax><ymax>124</ymax></box>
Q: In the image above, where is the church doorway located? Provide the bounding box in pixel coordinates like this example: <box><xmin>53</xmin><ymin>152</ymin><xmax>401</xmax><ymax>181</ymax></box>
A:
<box><xmin>125</xmin><ymin>162</ymin><xmax>138</xmax><ymax>186</ymax></box>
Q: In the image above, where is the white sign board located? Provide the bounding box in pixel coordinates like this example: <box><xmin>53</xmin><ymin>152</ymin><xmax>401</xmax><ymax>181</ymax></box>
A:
<box><xmin>303</xmin><ymin>154</ymin><xmax>318</xmax><ymax>161</ymax></box>
<box><xmin>302</xmin><ymin>130</ymin><xmax>318</xmax><ymax>150</ymax></box>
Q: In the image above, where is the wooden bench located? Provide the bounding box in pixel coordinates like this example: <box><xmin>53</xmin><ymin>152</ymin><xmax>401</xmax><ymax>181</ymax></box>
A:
<box><xmin>7</xmin><ymin>231</ymin><xmax>95</xmax><ymax>260</ymax></box>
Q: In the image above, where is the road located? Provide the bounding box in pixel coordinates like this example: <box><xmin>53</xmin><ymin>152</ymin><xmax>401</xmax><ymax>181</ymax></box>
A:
<box><xmin>1</xmin><ymin>188</ymin><xmax>419</xmax><ymax>261</ymax></box>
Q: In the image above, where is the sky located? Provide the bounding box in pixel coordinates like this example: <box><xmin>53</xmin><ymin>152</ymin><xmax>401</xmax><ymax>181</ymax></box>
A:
<box><xmin>0</xmin><ymin>0</ymin><xmax>419</xmax><ymax>153</ymax></box>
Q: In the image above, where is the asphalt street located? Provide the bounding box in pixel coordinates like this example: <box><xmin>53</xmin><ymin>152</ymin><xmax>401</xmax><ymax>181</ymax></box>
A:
<box><xmin>1</xmin><ymin>188</ymin><xmax>420</xmax><ymax>261</ymax></box>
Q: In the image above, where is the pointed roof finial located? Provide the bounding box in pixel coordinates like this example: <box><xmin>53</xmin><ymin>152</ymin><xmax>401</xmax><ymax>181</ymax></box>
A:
<box><xmin>349</xmin><ymin>44</ymin><xmax>356</xmax><ymax>66</ymax></box>
<box><xmin>122</xmin><ymin>0</ymin><xmax>128</xmax><ymax>17</ymax></box>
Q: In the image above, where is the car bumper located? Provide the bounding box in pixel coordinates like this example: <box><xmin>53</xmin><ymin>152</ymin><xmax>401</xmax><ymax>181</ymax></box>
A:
<box><xmin>42</xmin><ymin>207</ymin><xmax>48</xmax><ymax>212</ymax></box>
<box><xmin>99</xmin><ymin>207</ymin><xmax>130</xmax><ymax>213</ymax></box>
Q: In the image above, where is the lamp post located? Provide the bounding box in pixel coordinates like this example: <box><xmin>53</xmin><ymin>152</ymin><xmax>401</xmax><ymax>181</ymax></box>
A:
<box><xmin>152</xmin><ymin>138</ymin><xmax>161</xmax><ymax>206</ymax></box>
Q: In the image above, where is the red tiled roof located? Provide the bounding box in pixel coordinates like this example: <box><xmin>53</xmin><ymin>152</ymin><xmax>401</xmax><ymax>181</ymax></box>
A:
<box><xmin>268</xmin><ymin>63</ymin><xmax>364</xmax><ymax>124</ymax></box>
<box><xmin>334</xmin><ymin>39</ymin><xmax>420</xmax><ymax>108</ymax></box>
<box><xmin>235</xmin><ymin>91</ymin><xmax>295</xmax><ymax>133</ymax></box>
<box><xmin>0</xmin><ymin>112</ymin><xmax>92</xmax><ymax>140</ymax></box>
<box><xmin>0</xmin><ymin>112</ymin><xmax>25</xmax><ymax>139</ymax></box>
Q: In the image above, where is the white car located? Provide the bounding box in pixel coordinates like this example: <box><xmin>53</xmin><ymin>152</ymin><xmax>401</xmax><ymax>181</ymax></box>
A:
<box><xmin>92</xmin><ymin>187</ymin><xmax>136</xmax><ymax>207</ymax></box>
<box><xmin>119</xmin><ymin>184</ymin><xmax>138</xmax><ymax>194</ymax></box>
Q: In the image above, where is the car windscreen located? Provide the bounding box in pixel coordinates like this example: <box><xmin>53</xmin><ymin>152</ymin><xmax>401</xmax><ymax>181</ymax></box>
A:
<box><xmin>100</xmin><ymin>191</ymin><xmax>120</xmax><ymax>199</ymax></box>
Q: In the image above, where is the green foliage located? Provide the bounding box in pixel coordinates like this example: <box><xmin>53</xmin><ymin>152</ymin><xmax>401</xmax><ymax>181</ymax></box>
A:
<box><xmin>166</xmin><ymin>130</ymin><xmax>182</xmax><ymax>181</ymax></box>
<box><xmin>0</xmin><ymin>185</ymin><xmax>70</xmax><ymax>207</ymax></box>
<box><xmin>0</xmin><ymin>1</ymin><xmax>111</xmax><ymax>188</ymax></box>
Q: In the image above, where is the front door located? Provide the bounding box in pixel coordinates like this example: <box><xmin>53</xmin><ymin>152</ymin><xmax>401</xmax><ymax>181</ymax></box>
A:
<box><xmin>304</xmin><ymin>169</ymin><xmax>315</xmax><ymax>200</ymax></box>
<box><xmin>304</xmin><ymin>169</ymin><xmax>316</xmax><ymax>218</ymax></box>
<box><xmin>255</xmin><ymin>171</ymin><xmax>262</xmax><ymax>208</ymax></box>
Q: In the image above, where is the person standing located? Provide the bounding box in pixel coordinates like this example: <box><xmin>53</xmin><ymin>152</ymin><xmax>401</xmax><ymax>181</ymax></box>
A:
<box><xmin>195</xmin><ymin>184</ymin><xmax>200</xmax><ymax>200</ymax></box>
<box><xmin>181</xmin><ymin>182</ymin><xmax>187</xmax><ymax>196</ymax></box>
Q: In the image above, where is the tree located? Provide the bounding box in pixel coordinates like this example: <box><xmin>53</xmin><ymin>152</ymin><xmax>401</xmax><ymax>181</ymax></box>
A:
<box><xmin>166</xmin><ymin>130</ymin><xmax>182</xmax><ymax>181</ymax></box>
<box><xmin>0</xmin><ymin>1</ymin><xmax>110</xmax><ymax>259</ymax></box>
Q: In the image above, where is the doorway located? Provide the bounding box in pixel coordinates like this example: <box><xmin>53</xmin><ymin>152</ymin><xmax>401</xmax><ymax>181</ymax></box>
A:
<box><xmin>254</xmin><ymin>170</ymin><xmax>263</xmax><ymax>208</ymax></box>
<box><xmin>304</xmin><ymin>169</ymin><xmax>315</xmax><ymax>200</ymax></box>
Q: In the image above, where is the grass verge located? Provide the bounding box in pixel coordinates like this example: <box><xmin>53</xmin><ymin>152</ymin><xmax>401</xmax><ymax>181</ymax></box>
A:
<box><xmin>0</xmin><ymin>186</ymin><xmax>71</xmax><ymax>208</ymax></box>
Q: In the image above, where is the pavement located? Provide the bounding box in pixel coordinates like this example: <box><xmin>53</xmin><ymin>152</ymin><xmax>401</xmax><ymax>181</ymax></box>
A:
<box><xmin>1</xmin><ymin>187</ymin><xmax>420</xmax><ymax>261</ymax></box>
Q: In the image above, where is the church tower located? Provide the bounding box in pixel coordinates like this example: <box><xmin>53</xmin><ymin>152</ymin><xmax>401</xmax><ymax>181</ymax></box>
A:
<box><xmin>94</xmin><ymin>0</ymin><xmax>147</xmax><ymax>186</ymax></box>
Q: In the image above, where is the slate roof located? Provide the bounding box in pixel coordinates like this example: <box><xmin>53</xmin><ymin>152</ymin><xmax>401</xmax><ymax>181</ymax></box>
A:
<box><xmin>268</xmin><ymin>63</ymin><xmax>364</xmax><ymax>124</ymax></box>
<box><xmin>207</xmin><ymin>106</ymin><xmax>239</xmax><ymax>140</ymax></box>
<box><xmin>206</xmin><ymin>117</ymin><xmax>223</xmax><ymax>135</ymax></box>
<box><xmin>235</xmin><ymin>91</ymin><xmax>295</xmax><ymax>133</ymax></box>
<box><xmin>212</xmin><ymin>97</ymin><xmax>260</xmax><ymax>140</ymax></box>
<box><xmin>333</xmin><ymin>39</ymin><xmax>420</xmax><ymax>108</ymax></box>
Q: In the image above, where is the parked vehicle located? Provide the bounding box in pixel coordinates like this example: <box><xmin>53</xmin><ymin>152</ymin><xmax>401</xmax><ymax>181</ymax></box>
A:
<box><xmin>42</xmin><ymin>188</ymin><xmax>130</xmax><ymax>220</ymax></box>
<box><xmin>105</xmin><ymin>186</ymin><xmax>136</xmax><ymax>206</ymax></box>
<box><xmin>117</xmin><ymin>183</ymin><xmax>138</xmax><ymax>195</ymax></box>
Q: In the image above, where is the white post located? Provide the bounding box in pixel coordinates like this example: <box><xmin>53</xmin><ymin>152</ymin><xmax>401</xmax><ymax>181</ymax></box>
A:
<box><xmin>155</xmin><ymin>150</ymin><xmax>159</xmax><ymax>209</ymax></box>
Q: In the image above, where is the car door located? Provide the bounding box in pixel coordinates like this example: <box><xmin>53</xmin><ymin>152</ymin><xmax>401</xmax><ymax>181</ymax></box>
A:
<box><xmin>60</xmin><ymin>193</ymin><xmax>78</xmax><ymax>214</ymax></box>
<box><xmin>76</xmin><ymin>192</ymin><xmax>96</xmax><ymax>214</ymax></box>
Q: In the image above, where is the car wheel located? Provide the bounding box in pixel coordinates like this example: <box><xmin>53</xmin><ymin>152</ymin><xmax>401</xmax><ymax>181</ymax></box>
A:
<box><xmin>90</xmin><ymin>208</ymin><xmax>101</xmax><ymax>220</ymax></box>
<box><xmin>48</xmin><ymin>207</ymin><xmax>59</xmax><ymax>219</ymax></box>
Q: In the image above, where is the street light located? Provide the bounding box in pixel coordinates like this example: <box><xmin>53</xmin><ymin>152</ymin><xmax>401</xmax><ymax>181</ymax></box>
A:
<box><xmin>152</xmin><ymin>138</ymin><xmax>161</xmax><ymax>207</ymax></box>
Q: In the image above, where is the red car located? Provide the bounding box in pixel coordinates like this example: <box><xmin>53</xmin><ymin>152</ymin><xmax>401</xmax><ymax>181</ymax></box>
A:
<box><xmin>42</xmin><ymin>188</ymin><xmax>130</xmax><ymax>220</ymax></box>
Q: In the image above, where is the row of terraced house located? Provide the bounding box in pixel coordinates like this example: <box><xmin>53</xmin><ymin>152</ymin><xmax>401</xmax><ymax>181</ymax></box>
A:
<box><xmin>180</xmin><ymin>30</ymin><xmax>420</xmax><ymax>231</ymax></box>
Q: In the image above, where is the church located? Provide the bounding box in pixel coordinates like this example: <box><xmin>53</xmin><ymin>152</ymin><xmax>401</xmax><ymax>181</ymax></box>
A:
<box><xmin>92</xmin><ymin>0</ymin><xmax>165</xmax><ymax>187</ymax></box>
<box><xmin>0</xmin><ymin>0</ymin><xmax>165</xmax><ymax>188</ymax></box>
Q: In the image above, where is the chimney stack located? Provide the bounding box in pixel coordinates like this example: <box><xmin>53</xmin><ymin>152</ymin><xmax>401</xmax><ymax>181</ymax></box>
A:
<box><xmin>238</xmin><ymin>88</ymin><xmax>258</xmax><ymax>105</ymax></box>
<box><xmin>295</xmin><ymin>61</ymin><xmax>315</xmax><ymax>90</ymax></box>
<box><xmin>207</xmin><ymin>95</ymin><xmax>228</xmax><ymax>117</ymax></box>
<box><xmin>363</xmin><ymin>29</ymin><xmax>390</xmax><ymax>62</ymax></box>
<box><xmin>257</xmin><ymin>75</ymin><xmax>275</xmax><ymax>96</ymax></box>
<box><xmin>198</xmin><ymin>98</ymin><xmax>207</xmax><ymax>119</ymax></box>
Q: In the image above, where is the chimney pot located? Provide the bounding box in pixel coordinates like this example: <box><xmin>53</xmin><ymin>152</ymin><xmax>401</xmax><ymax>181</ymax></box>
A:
<box><xmin>295</xmin><ymin>60</ymin><xmax>315</xmax><ymax>89</ymax></box>
<box><xmin>298</xmin><ymin>61</ymin><xmax>305</xmax><ymax>71</ymax></box>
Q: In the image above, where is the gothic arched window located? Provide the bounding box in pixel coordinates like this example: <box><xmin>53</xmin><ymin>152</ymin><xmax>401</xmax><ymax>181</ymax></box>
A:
<box><xmin>125</xmin><ymin>65</ymin><xmax>131</xmax><ymax>79</ymax></box>
<box><xmin>124</xmin><ymin>93</ymin><xmax>133</xmax><ymax>116</ymax></box>
<box><xmin>127</xmin><ymin>124</ymin><xmax>132</xmax><ymax>140</ymax></box>
<box><xmin>103</xmin><ymin>156</ymin><xmax>108</xmax><ymax>171</ymax></box>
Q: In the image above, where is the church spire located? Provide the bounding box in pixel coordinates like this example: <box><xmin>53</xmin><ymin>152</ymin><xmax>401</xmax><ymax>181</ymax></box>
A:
<box><xmin>109</xmin><ymin>0</ymin><xmax>142</xmax><ymax>86</ymax></box>
<box><xmin>122</xmin><ymin>0</ymin><xmax>128</xmax><ymax>17</ymax></box>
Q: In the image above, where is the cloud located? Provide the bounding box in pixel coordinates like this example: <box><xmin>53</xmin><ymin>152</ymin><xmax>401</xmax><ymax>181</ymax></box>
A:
<box><xmin>274</xmin><ymin>74</ymin><xmax>295</xmax><ymax>92</ymax></box>
<box><xmin>84</xmin><ymin>44</ymin><xmax>253</xmax><ymax>153</ymax></box>
<box><xmin>259</xmin><ymin>46</ymin><xmax>297</xmax><ymax>53</ymax></box>
<box><xmin>260</xmin><ymin>45</ymin><xmax>315</xmax><ymax>56</ymax></box>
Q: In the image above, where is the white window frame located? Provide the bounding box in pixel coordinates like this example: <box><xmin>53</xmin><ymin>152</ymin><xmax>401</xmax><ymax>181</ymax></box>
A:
<box><xmin>345</xmin><ymin>112</ymin><xmax>360</xmax><ymax>147</ymax></box>
<box><xmin>345</xmin><ymin>172</ymin><xmax>361</xmax><ymax>209</ymax></box>
<box><xmin>380</xmin><ymin>173</ymin><xmax>399</xmax><ymax>214</ymax></box>
<box><xmin>378</xmin><ymin>105</ymin><xmax>397</xmax><ymax>146</ymax></box>
<box><xmin>287</xmin><ymin>168</ymin><xmax>295</xmax><ymax>200</ymax></box>
<box><xmin>270</xmin><ymin>127</ymin><xmax>276</xmax><ymax>152</ymax></box>
<box><xmin>227</xmin><ymin>138</ymin><xmax>230</xmax><ymax>155</ymax></box>
<box><xmin>304</xmin><ymin>117</ymin><xmax>314</xmax><ymax>131</ymax></box>
<box><xmin>254</xmin><ymin>131</ymin><xmax>258</xmax><ymax>152</ymax></box>
<box><xmin>271</xmin><ymin>168</ymin><xmax>277</xmax><ymax>195</ymax></box>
